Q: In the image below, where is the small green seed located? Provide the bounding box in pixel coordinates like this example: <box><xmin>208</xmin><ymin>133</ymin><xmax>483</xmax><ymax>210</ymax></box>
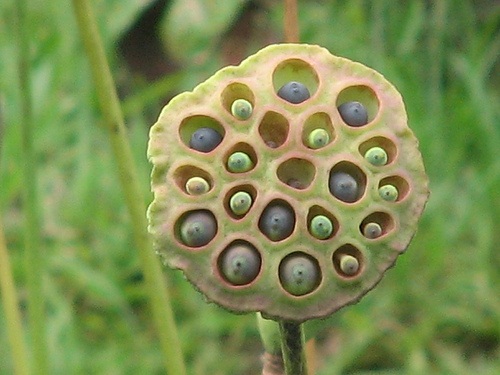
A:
<box><xmin>231</xmin><ymin>99</ymin><xmax>253</xmax><ymax>120</ymax></box>
<box><xmin>364</xmin><ymin>147</ymin><xmax>388</xmax><ymax>166</ymax></box>
<box><xmin>229</xmin><ymin>191</ymin><xmax>252</xmax><ymax>216</ymax></box>
<box><xmin>309</xmin><ymin>215</ymin><xmax>333</xmax><ymax>240</ymax></box>
<box><xmin>280</xmin><ymin>254</ymin><xmax>320</xmax><ymax>296</ymax></box>
<box><xmin>379</xmin><ymin>184</ymin><xmax>399</xmax><ymax>201</ymax></box>
<box><xmin>220</xmin><ymin>244</ymin><xmax>261</xmax><ymax>285</ymax></box>
<box><xmin>307</xmin><ymin>129</ymin><xmax>330</xmax><ymax>149</ymax></box>
<box><xmin>363</xmin><ymin>222</ymin><xmax>382</xmax><ymax>239</ymax></box>
<box><xmin>339</xmin><ymin>255</ymin><xmax>359</xmax><ymax>276</ymax></box>
<box><xmin>185</xmin><ymin>177</ymin><xmax>210</xmax><ymax>195</ymax></box>
<box><xmin>227</xmin><ymin>152</ymin><xmax>254</xmax><ymax>173</ymax></box>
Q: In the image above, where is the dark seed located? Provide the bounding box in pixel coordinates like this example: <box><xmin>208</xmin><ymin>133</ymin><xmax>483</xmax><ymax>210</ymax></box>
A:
<box><xmin>329</xmin><ymin>171</ymin><xmax>359</xmax><ymax>203</ymax></box>
<box><xmin>220</xmin><ymin>244</ymin><xmax>261</xmax><ymax>285</ymax></box>
<box><xmin>338</xmin><ymin>101</ymin><xmax>368</xmax><ymax>127</ymax></box>
<box><xmin>179</xmin><ymin>211</ymin><xmax>217</xmax><ymax>247</ymax></box>
<box><xmin>279</xmin><ymin>254</ymin><xmax>320</xmax><ymax>296</ymax></box>
<box><xmin>259</xmin><ymin>203</ymin><xmax>295</xmax><ymax>241</ymax></box>
<box><xmin>189</xmin><ymin>127</ymin><xmax>223</xmax><ymax>152</ymax></box>
<box><xmin>277</xmin><ymin>81</ymin><xmax>310</xmax><ymax>104</ymax></box>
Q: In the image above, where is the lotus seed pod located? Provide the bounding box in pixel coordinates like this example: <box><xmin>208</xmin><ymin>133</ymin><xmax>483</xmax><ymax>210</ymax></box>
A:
<box><xmin>229</xmin><ymin>191</ymin><xmax>252</xmax><ymax>216</ymax></box>
<box><xmin>338</xmin><ymin>101</ymin><xmax>368</xmax><ymax>127</ymax></box>
<box><xmin>309</xmin><ymin>215</ymin><xmax>333</xmax><ymax>240</ymax></box>
<box><xmin>179</xmin><ymin>211</ymin><xmax>217</xmax><ymax>247</ymax></box>
<box><xmin>307</xmin><ymin>129</ymin><xmax>330</xmax><ymax>149</ymax></box>
<box><xmin>379</xmin><ymin>184</ymin><xmax>399</xmax><ymax>202</ymax></box>
<box><xmin>364</xmin><ymin>147</ymin><xmax>388</xmax><ymax>166</ymax></box>
<box><xmin>185</xmin><ymin>177</ymin><xmax>210</xmax><ymax>195</ymax></box>
<box><xmin>189</xmin><ymin>127</ymin><xmax>223</xmax><ymax>152</ymax></box>
<box><xmin>231</xmin><ymin>99</ymin><xmax>253</xmax><ymax>120</ymax></box>
<box><xmin>339</xmin><ymin>255</ymin><xmax>359</xmax><ymax>276</ymax></box>
<box><xmin>227</xmin><ymin>152</ymin><xmax>254</xmax><ymax>173</ymax></box>
<box><xmin>363</xmin><ymin>222</ymin><xmax>382</xmax><ymax>239</ymax></box>
<box><xmin>259</xmin><ymin>203</ymin><xmax>295</xmax><ymax>241</ymax></box>
<box><xmin>277</xmin><ymin>81</ymin><xmax>310</xmax><ymax>104</ymax></box>
<box><xmin>220</xmin><ymin>243</ymin><xmax>261</xmax><ymax>285</ymax></box>
<box><xmin>279</xmin><ymin>254</ymin><xmax>320</xmax><ymax>296</ymax></box>
<box><xmin>329</xmin><ymin>171</ymin><xmax>359</xmax><ymax>203</ymax></box>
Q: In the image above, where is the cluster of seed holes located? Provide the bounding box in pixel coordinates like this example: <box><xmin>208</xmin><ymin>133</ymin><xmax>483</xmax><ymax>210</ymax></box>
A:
<box><xmin>175</xmin><ymin>209</ymin><xmax>218</xmax><ymax>248</ymax></box>
<box><xmin>258</xmin><ymin>111</ymin><xmax>290</xmax><ymax>148</ymax></box>
<box><xmin>302</xmin><ymin>112</ymin><xmax>335</xmax><ymax>149</ymax></box>
<box><xmin>378</xmin><ymin>176</ymin><xmax>410</xmax><ymax>202</ymax></box>
<box><xmin>273</xmin><ymin>59</ymin><xmax>319</xmax><ymax>103</ymax></box>
<box><xmin>223</xmin><ymin>143</ymin><xmax>258</xmax><ymax>174</ymax></box>
<box><xmin>217</xmin><ymin>240</ymin><xmax>262</xmax><ymax>286</ymax></box>
<box><xmin>336</xmin><ymin>85</ymin><xmax>379</xmax><ymax>126</ymax></box>
<box><xmin>333</xmin><ymin>244</ymin><xmax>363</xmax><ymax>278</ymax></box>
<box><xmin>179</xmin><ymin>115</ymin><xmax>226</xmax><ymax>152</ymax></box>
<box><xmin>277</xmin><ymin>158</ymin><xmax>316</xmax><ymax>190</ymax></box>
<box><xmin>279</xmin><ymin>252</ymin><xmax>322</xmax><ymax>296</ymax></box>
<box><xmin>307</xmin><ymin>205</ymin><xmax>339</xmax><ymax>240</ymax></box>
<box><xmin>223</xmin><ymin>184</ymin><xmax>257</xmax><ymax>219</ymax></box>
<box><xmin>329</xmin><ymin>161</ymin><xmax>367</xmax><ymax>203</ymax></box>
<box><xmin>360</xmin><ymin>212</ymin><xmax>395</xmax><ymax>239</ymax></box>
<box><xmin>173</xmin><ymin>165</ymin><xmax>213</xmax><ymax>195</ymax></box>
<box><xmin>359</xmin><ymin>136</ymin><xmax>397</xmax><ymax>166</ymax></box>
<box><xmin>221</xmin><ymin>83</ymin><xmax>255</xmax><ymax>119</ymax></box>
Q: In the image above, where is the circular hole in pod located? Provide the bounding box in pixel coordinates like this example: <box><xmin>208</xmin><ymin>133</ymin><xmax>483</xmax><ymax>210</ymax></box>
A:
<box><xmin>279</xmin><ymin>252</ymin><xmax>322</xmax><ymax>296</ymax></box>
<box><xmin>224</xmin><ymin>143</ymin><xmax>258</xmax><ymax>174</ymax></box>
<box><xmin>223</xmin><ymin>184</ymin><xmax>257</xmax><ymax>219</ymax></box>
<box><xmin>378</xmin><ymin>176</ymin><xmax>409</xmax><ymax>202</ymax></box>
<box><xmin>277</xmin><ymin>158</ymin><xmax>316</xmax><ymax>190</ymax></box>
<box><xmin>258</xmin><ymin>200</ymin><xmax>296</xmax><ymax>242</ymax></box>
<box><xmin>258</xmin><ymin>111</ymin><xmax>290</xmax><ymax>148</ymax></box>
<box><xmin>221</xmin><ymin>83</ymin><xmax>255</xmax><ymax>120</ymax></box>
<box><xmin>307</xmin><ymin>206</ymin><xmax>339</xmax><ymax>240</ymax></box>
<box><xmin>302</xmin><ymin>112</ymin><xmax>335</xmax><ymax>150</ymax></box>
<box><xmin>360</xmin><ymin>212</ymin><xmax>395</xmax><ymax>239</ymax></box>
<box><xmin>332</xmin><ymin>244</ymin><xmax>363</xmax><ymax>278</ymax></box>
<box><xmin>359</xmin><ymin>136</ymin><xmax>397</xmax><ymax>166</ymax></box>
<box><xmin>329</xmin><ymin>161</ymin><xmax>367</xmax><ymax>203</ymax></box>
<box><xmin>175</xmin><ymin>210</ymin><xmax>217</xmax><ymax>248</ymax></box>
<box><xmin>218</xmin><ymin>240</ymin><xmax>262</xmax><ymax>286</ymax></box>
<box><xmin>173</xmin><ymin>165</ymin><xmax>213</xmax><ymax>195</ymax></box>
<box><xmin>273</xmin><ymin>59</ymin><xmax>319</xmax><ymax>104</ymax></box>
<box><xmin>179</xmin><ymin>115</ymin><xmax>225</xmax><ymax>153</ymax></box>
<box><xmin>336</xmin><ymin>85</ymin><xmax>379</xmax><ymax>127</ymax></box>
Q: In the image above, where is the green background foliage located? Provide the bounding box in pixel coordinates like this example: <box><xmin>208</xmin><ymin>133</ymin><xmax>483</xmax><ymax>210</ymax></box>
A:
<box><xmin>1</xmin><ymin>0</ymin><xmax>499</xmax><ymax>374</ymax></box>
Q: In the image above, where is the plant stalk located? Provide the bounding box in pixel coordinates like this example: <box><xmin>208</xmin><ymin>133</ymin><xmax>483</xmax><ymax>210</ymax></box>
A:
<box><xmin>71</xmin><ymin>1</ymin><xmax>186</xmax><ymax>374</ymax></box>
<box><xmin>15</xmin><ymin>0</ymin><xmax>49</xmax><ymax>373</ymax></box>
<box><xmin>279</xmin><ymin>321</ymin><xmax>308</xmax><ymax>375</ymax></box>
<box><xmin>284</xmin><ymin>0</ymin><xmax>299</xmax><ymax>43</ymax></box>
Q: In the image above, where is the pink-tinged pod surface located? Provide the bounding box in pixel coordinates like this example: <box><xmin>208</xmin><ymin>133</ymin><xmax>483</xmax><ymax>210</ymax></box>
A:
<box><xmin>148</xmin><ymin>44</ymin><xmax>429</xmax><ymax>322</ymax></box>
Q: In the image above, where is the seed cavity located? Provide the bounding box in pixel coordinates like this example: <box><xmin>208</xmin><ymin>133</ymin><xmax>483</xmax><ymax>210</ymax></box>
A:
<box><xmin>379</xmin><ymin>184</ymin><xmax>399</xmax><ymax>202</ymax></box>
<box><xmin>309</xmin><ymin>215</ymin><xmax>333</xmax><ymax>240</ymax></box>
<box><xmin>279</xmin><ymin>253</ymin><xmax>321</xmax><ymax>296</ymax></box>
<box><xmin>337</xmin><ymin>101</ymin><xmax>368</xmax><ymax>127</ymax></box>
<box><xmin>339</xmin><ymin>255</ymin><xmax>359</xmax><ymax>276</ymax></box>
<box><xmin>277</xmin><ymin>81</ymin><xmax>311</xmax><ymax>104</ymax></box>
<box><xmin>362</xmin><ymin>222</ymin><xmax>382</xmax><ymax>239</ymax></box>
<box><xmin>307</xmin><ymin>129</ymin><xmax>330</xmax><ymax>149</ymax></box>
<box><xmin>178</xmin><ymin>210</ymin><xmax>217</xmax><ymax>248</ymax></box>
<box><xmin>364</xmin><ymin>147</ymin><xmax>388</xmax><ymax>166</ymax></box>
<box><xmin>229</xmin><ymin>191</ymin><xmax>252</xmax><ymax>216</ymax></box>
<box><xmin>231</xmin><ymin>99</ymin><xmax>253</xmax><ymax>120</ymax></box>
<box><xmin>258</xmin><ymin>201</ymin><xmax>295</xmax><ymax>241</ymax></box>
<box><xmin>185</xmin><ymin>177</ymin><xmax>210</xmax><ymax>195</ymax></box>
<box><xmin>227</xmin><ymin>152</ymin><xmax>254</xmax><ymax>173</ymax></box>
<box><xmin>219</xmin><ymin>242</ymin><xmax>261</xmax><ymax>286</ymax></box>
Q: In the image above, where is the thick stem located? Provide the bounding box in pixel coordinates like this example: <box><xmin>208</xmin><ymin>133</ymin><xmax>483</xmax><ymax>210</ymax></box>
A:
<box><xmin>279</xmin><ymin>321</ymin><xmax>308</xmax><ymax>375</ymax></box>
<box><xmin>71</xmin><ymin>1</ymin><xmax>187</xmax><ymax>375</ymax></box>
<box><xmin>284</xmin><ymin>0</ymin><xmax>299</xmax><ymax>43</ymax></box>
<box><xmin>15</xmin><ymin>1</ymin><xmax>49</xmax><ymax>373</ymax></box>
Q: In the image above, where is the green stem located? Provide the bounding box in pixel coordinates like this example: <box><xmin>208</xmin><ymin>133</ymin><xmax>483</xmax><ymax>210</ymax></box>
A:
<box><xmin>71</xmin><ymin>1</ymin><xmax>186</xmax><ymax>375</ymax></box>
<box><xmin>284</xmin><ymin>0</ymin><xmax>299</xmax><ymax>43</ymax></box>
<box><xmin>0</xmin><ymin>222</ymin><xmax>30</xmax><ymax>375</ymax></box>
<box><xmin>279</xmin><ymin>321</ymin><xmax>308</xmax><ymax>375</ymax></box>
<box><xmin>15</xmin><ymin>1</ymin><xmax>49</xmax><ymax>373</ymax></box>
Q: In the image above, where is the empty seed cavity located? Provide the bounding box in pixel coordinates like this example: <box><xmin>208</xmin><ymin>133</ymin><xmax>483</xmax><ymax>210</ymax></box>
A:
<box><xmin>258</xmin><ymin>111</ymin><xmax>289</xmax><ymax>148</ymax></box>
<box><xmin>279</xmin><ymin>252</ymin><xmax>321</xmax><ymax>296</ymax></box>
<box><xmin>277</xmin><ymin>158</ymin><xmax>316</xmax><ymax>190</ymax></box>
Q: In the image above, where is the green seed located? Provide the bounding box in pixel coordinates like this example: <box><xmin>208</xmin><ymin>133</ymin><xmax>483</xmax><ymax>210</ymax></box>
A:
<box><xmin>307</xmin><ymin>129</ymin><xmax>330</xmax><ymax>149</ymax></box>
<box><xmin>280</xmin><ymin>254</ymin><xmax>320</xmax><ymax>296</ymax></box>
<box><xmin>364</xmin><ymin>147</ymin><xmax>388</xmax><ymax>166</ymax></box>
<box><xmin>339</xmin><ymin>255</ymin><xmax>359</xmax><ymax>276</ymax></box>
<box><xmin>179</xmin><ymin>211</ymin><xmax>217</xmax><ymax>247</ymax></box>
<box><xmin>185</xmin><ymin>177</ymin><xmax>210</xmax><ymax>195</ymax></box>
<box><xmin>229</xmin><ymin>191</ymin><xmax>252</xmax><ymax>216</ymax></box>
<box><xmin>379</xmin><ymin>184</ymin><xmax>399</xmax><ymax>201</ymax></box>
<box><xmin>220</xmin><ymin>244</ymin><xmax>261</xmax><ymax>285</ymax></box>
<box><xmin>227</xmin><ymin>152</ymin><xmax>254</xmax><ymax>173</ymax></box>
<box><xmin>363</xmin><ymin>222</ymin><xmax>382</xmax><ymax>239</ymax></box>
<box><xmin>231</xmin><ymin>99</ymin><xmax>253</xmax><ymax>120</ymax></box>
<box><xmin>309</xmin><ymin>215</ymin><xmax>333</xmax><ymax>240</ymax></box>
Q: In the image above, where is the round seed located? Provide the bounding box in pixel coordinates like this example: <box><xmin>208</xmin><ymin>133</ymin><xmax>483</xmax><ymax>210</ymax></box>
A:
<box><xmin>227</xmin><ymin>152</ymin><xmax>254</xmax><ymax>173</ymax></box>
<box><xmin>379</xmin><ymin>184</ymin><xmax>399</xmax><ymax>202</ymax></box>
<box><xmin>309</xmin><ymin>215</ymin><xmax>333</xmax><ymax>240</ymax></box>
<box><xmin>277</xmin><ymin>81</ymin><xmax>310</xmax><ymax>104</ymax></box>
<box><xmin>179</xmin><ymin>211</ymin><xmax>217</xmax><ymax>247</ymax></box>
<box><xmin>329</xmin><ymin>171</ymin><xmax>359</xmax><ymax>203</ymax></box>
<box><xmin>363</xmin><ymin>222</ymin><xmax>382</xmax><ymax>239</ymax></box>
<box><xmin>189</xmin><ymin>127</ymin><xmax>223</xmax><ymax>152</ymax></box>
<box><xmin>229</xmin><ymin>191</ymin><xmax>252</xmax><ymax>216</ymax></box>
<box><xmin>231</xmin><ymin>99</ymin><xmax>253</xmax><ymax>120</ymax></box>
<box><xmin>364</xmin><ymin>147</ymin><xmax>388</xmax><ymax>166</ymax></box>
<box><xmin>220</xmin><ymin>244</ymin><xmax>261</xmax><ymax>285</ymax></box>
<box><xmin>338</xmin><ymin>101</ymin><xmax>368</xmax><ymax>126</ymax></box>
<box><xmin>339</xmin><ymin>255</ymin><xmax>359</xmax><ymax>276</ymax></box>
<box><xmin>185</xmin><ymin>177</ymin><xmax>210</xmax><ymax>195</ymax></box>
<box><xmin>259</xmin><ymin>203</ymin><xmax>295</xmax><ymax>241</ymax></box>
<box><xmin>280</xmin><ymin>254</ymin><xmax>320</xmax><ymax>296</ymax></box>
<box><xmin>307</xmin><ymin>129</ymin><xmax>330</xmax><ymax>149</ymax></box>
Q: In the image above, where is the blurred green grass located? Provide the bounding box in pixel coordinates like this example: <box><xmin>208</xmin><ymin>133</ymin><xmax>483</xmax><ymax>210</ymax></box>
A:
<box><xmin>1</xmin><ymin>0</ymin><xmax>499</xmax><ymax>374</ymax></box>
